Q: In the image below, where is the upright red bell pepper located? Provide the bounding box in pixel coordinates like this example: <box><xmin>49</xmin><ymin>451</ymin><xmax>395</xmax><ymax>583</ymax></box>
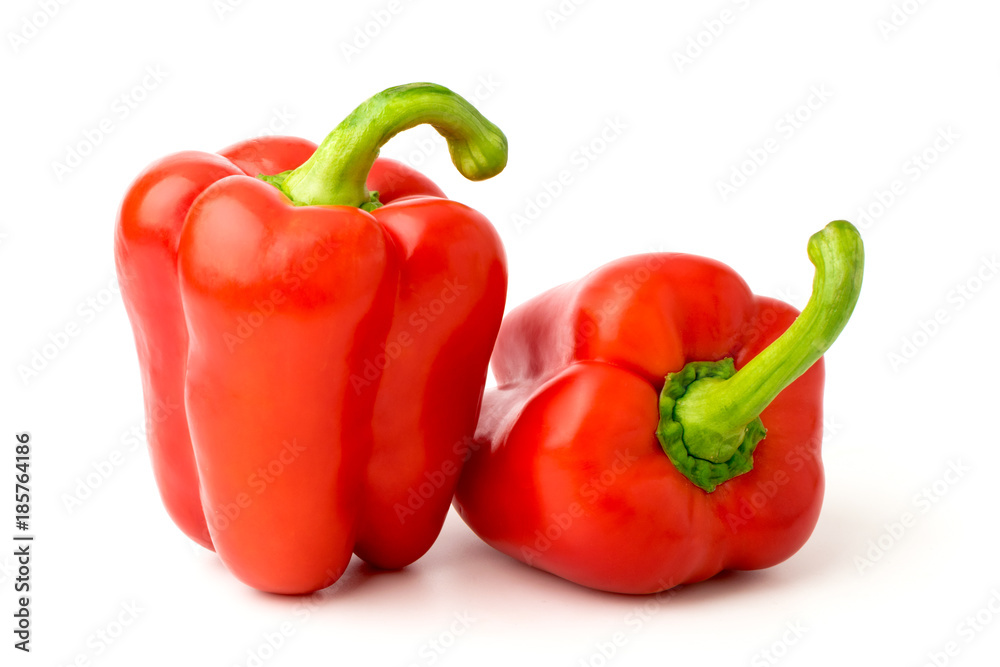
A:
<box><xmin>115</xmin><ymin>83</ymin><xmax>508</xmax><ymax>594</ymax></box>
<box><xmin>454</xmin><ymin>221</ymin><xmax>863</xmax><ymax>594</ymax></box>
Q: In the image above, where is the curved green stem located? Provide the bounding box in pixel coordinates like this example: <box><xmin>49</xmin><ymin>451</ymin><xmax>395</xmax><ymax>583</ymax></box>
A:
<box><xmin>656</xmin><ymin>220</ymin><xmax>864</xmax><ymax>492</ymax></box>
<box><xmin>261</xmin><ymin>83</ymin><xmax>507</xmax><ymax>208</ymax></box>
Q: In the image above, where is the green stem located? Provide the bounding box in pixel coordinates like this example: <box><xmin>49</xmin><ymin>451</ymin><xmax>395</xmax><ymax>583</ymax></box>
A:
<box><xmin>656</xmin><ymin>220</ymin><xmax>864</xmax><ymax>492</ymax></box>
<box><xmin>260</xmin><ymin>83</ymin><xmax>507</xmax><ymax>208</ymax></box>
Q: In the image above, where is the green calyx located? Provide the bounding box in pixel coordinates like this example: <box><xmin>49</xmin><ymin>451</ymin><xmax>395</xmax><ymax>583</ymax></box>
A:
<box><xmin>655</xmin><ymin>220</ymin><xmax>865</xmax><ymax>493</ymax></box>
<box><xmin>657</xmin><ymin>359</ymin><xmax>767</xmax><ymax>493</ymax></box>
<box><xmin>259</xmin><ymin>82</ymin><xmax>508</xmax><ymax>208</ymax></box>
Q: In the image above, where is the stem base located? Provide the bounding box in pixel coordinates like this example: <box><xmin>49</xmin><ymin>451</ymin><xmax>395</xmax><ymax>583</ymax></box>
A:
<box><xmin>656</xmin><ymin>359</ymin><xmax>767</xmax><ymax>493</ymax></box>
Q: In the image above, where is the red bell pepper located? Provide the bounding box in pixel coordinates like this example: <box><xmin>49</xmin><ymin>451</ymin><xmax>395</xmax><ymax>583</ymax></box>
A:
<box><xmin>115</xmin><ymin>83</ymin><xmax>508</xmax><ymax>594</ymax></box>
<box><xmin>454</xmin><ymin>221</ymin><xmax>863</xmax><ymax>594</ymax></box>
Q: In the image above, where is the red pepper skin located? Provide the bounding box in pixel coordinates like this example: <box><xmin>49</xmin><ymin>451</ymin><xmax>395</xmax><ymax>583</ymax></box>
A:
<box><xmin>116</xmin><ymin>136</ymin><xmax>506</xmax><ymax>593</ymax></box>
<box><xmin>115</xmin><ymin>140</ymin><xmax>314</xmax><ymax>551</ymax></box>
<box><xmin>179</xmin><ymin>161</ymin><xmax>397</xmax><ymax>594</ymax></box>
<box><xmin>115</xmin><ymin>137</ymin><xmax>331</xmax><ymax>551</ymax></box>
<box><xmin>355</xmin><ymin>198</ymin><xmax>506</xmax><ymax>569</ymax></box>
<box><xmin>454</xmin><ymin>254</ymin><xmax>826</xmax><ymax>595</ymax></box>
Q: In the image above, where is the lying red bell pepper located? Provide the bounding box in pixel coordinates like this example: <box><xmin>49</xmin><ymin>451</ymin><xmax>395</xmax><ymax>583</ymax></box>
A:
<box><xmin>454</xmin><ymin>221</ymin><xmax>863</xmax><ymax>594</ymax></box>
<box><xmin>115</xmin><ymin>83</ymin><xmax>508</xmax><ymax>594</ymax></box>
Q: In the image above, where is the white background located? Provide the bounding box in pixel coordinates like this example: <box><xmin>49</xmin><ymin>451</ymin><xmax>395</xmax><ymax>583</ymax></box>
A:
<box><xmin>2</xmin><ymin>0</ymin><xmax>999</xmax><ymax>665</ymax></box>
